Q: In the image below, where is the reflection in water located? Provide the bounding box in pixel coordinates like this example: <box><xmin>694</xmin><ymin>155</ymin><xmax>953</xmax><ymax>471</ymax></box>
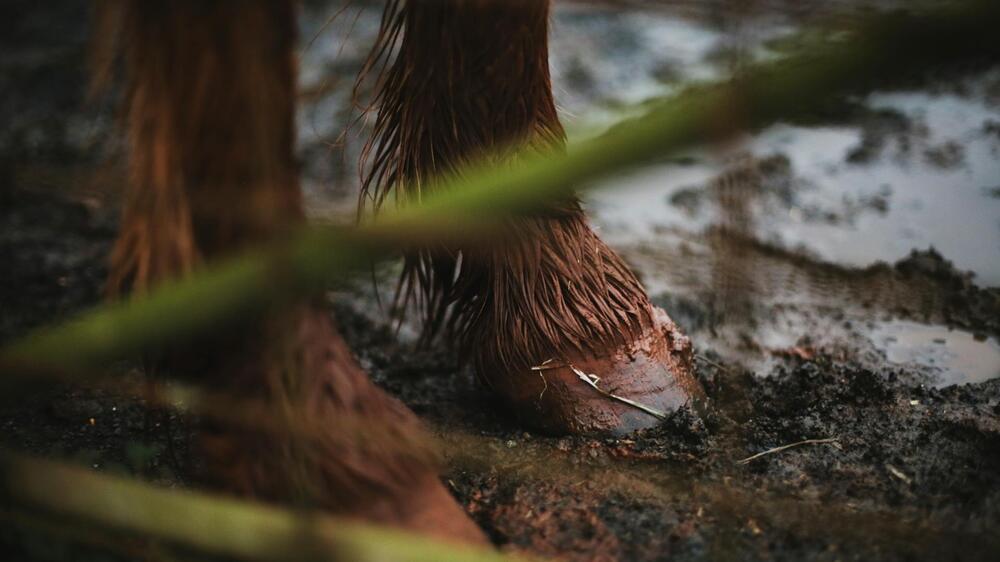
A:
<box><xmin>708</xmin><ymin>156</ymin><xmax>761</xmax><ymax>330</ymax></box>
<box><xmin>870</xmin><ymin>321</ymin><xmax>1000</xmax><ymax>387</ymax></box>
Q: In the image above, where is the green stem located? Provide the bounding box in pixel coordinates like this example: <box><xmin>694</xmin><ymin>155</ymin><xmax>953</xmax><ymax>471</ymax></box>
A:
<box><xmin>0</xmin><ymin>450</ymin><xmax>531</xmax><ymax>562</ymax></box>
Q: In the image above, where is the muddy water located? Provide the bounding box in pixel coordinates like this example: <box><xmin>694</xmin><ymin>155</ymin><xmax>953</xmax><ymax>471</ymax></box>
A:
<box><xmin>871</xmin><ymin>321</ymin><xmax>1000</xmax><ymax>386</ymax></box>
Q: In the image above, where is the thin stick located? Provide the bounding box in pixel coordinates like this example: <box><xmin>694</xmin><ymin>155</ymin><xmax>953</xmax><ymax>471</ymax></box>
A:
<box><xmin>737</xmin><ymin>438</ymin><xmax>840</xmax><ymax>465</ymax></box>
<box><xmin>696</xmin><ymin>354</ymin><xmax>730</xmax><ymax>373</ymax></box>
<box><xmin>569</xmin><ymin>365</ymin><xmax>668</xmax><ymax>420</ymax></box>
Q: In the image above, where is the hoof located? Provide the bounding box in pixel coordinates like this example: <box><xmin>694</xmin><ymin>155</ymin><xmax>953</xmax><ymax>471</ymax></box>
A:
<box><xmin>484</xmin><ymin>308</ymin><xmax>704</xmax><ymax>436</ymax></box>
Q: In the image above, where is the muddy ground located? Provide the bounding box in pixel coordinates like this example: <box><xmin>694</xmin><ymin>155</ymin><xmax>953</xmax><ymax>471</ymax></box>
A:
<box><xmin>3</xmin><ymin>1</ymin><xmax>1000</xmax><ymax>561</ymax></box>
<box><xmin>3</xmin><ymin>184</ymin><xmax>999</xmax><ymax>562</ymax></box>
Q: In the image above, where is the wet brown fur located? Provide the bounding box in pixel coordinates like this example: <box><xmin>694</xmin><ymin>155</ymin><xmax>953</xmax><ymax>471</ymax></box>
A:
<box><xmin>92</xmin><ymin>1</ymin><xmax>469</xmax><ymax>530</ymax></box>
<box><xmin>359</xmin><ymin>0</ymin><xmax>655</xmax><ymax>377</ymax></box>
<box><xmin>99</xmin><ymin>0</ymin><xmax>302</xmax><ymax>296</ymax></box>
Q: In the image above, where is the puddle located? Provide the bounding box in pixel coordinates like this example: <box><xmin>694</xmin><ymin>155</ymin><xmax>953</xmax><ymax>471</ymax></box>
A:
<box><xmin>587</xmin><ymin>90</ymin><xmax>1000</xmax><ymax>285</ymax></box>
<box><xmin>870</xmin><ymin>321</ymin><xmax>1000</xmax><ymax>387</ymax></box>
<box><xmin>546</xmin><ymin>4</ymin><xmax>1000</xmax><ymax>285</ymax></box>
<box><xmin>749</xmin><ymin>91</ymin><xmax>1000</xmax><ymax>285</ymax></box>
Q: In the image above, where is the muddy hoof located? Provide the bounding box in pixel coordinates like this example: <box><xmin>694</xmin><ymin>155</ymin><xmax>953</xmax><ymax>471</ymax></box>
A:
<box><xmin>485</xmin><ymin>308</ymin><xmax>704</xmax><ymax>436</ymax></box>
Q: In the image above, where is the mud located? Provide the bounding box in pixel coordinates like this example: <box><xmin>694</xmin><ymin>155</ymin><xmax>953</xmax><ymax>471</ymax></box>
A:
<box><xmin>336</xmin><ymin>255</ymin><xmax>1000</xmax><ymax>561</ymax></box>
<box><xmin>4</xmin><ymin>187</ymin><xmax>998</xmax><ymax>561</ymax></box>
<box><xmin>2</xmin><ymin>0</ymin><xmax>1000</xmax><ymax>560</ymax></box>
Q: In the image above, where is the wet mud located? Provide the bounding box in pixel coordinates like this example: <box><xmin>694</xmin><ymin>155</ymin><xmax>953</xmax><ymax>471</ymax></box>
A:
<box><xmin>4</xmin><ymin>188</ymin><xmax>998</xmax><ymax>561</ymax></box>
<box><xmin>336</xmin><ymin>252</ymin><xmax>1000</xmax><ymax>561</ymax></box>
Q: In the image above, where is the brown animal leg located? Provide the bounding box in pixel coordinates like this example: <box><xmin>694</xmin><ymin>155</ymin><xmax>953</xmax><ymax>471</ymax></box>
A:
<box><xmin>95</xmin><ymin>0</ymin><xmax>484</xmax><ymax>543</ymax></box>
<box><xmin>360</xmin><ymin>0</ymin><xmax>703</xmax><ymax>435</ymax></box>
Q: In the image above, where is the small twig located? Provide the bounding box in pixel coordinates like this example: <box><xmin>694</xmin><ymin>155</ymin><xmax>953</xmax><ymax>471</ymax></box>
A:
<box><xmin>696</xmin><ymin>354</ymin><xmax>730</xmax><ymax>373</ymax></box>
<box><xmin>886</xmin><ymin>464</ymin><xmax>913</xmax><ymax>485</ymax></box>
<box><xmin>529</xmin><ymin>359</ymin><xmax>559</xmax><ymax>371</ymax></box>
<box><xmin>737</xmin><ymin>438</ymin><xmax>840</xmax><ymax>465</ymax></box>
<box><xmin>530</xmin><ymin>359</ymin><xmax>557</xmax><ymax>400</ymax></box>
<box><xmin>569</xmin><ymin>365</ymin><xmax>668</xmax><ymax>420</ymax></box>
<box><xmin>536</xmin><ymin>372</ymin><xmax>548</xmax><ymax>400</ymax></box>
